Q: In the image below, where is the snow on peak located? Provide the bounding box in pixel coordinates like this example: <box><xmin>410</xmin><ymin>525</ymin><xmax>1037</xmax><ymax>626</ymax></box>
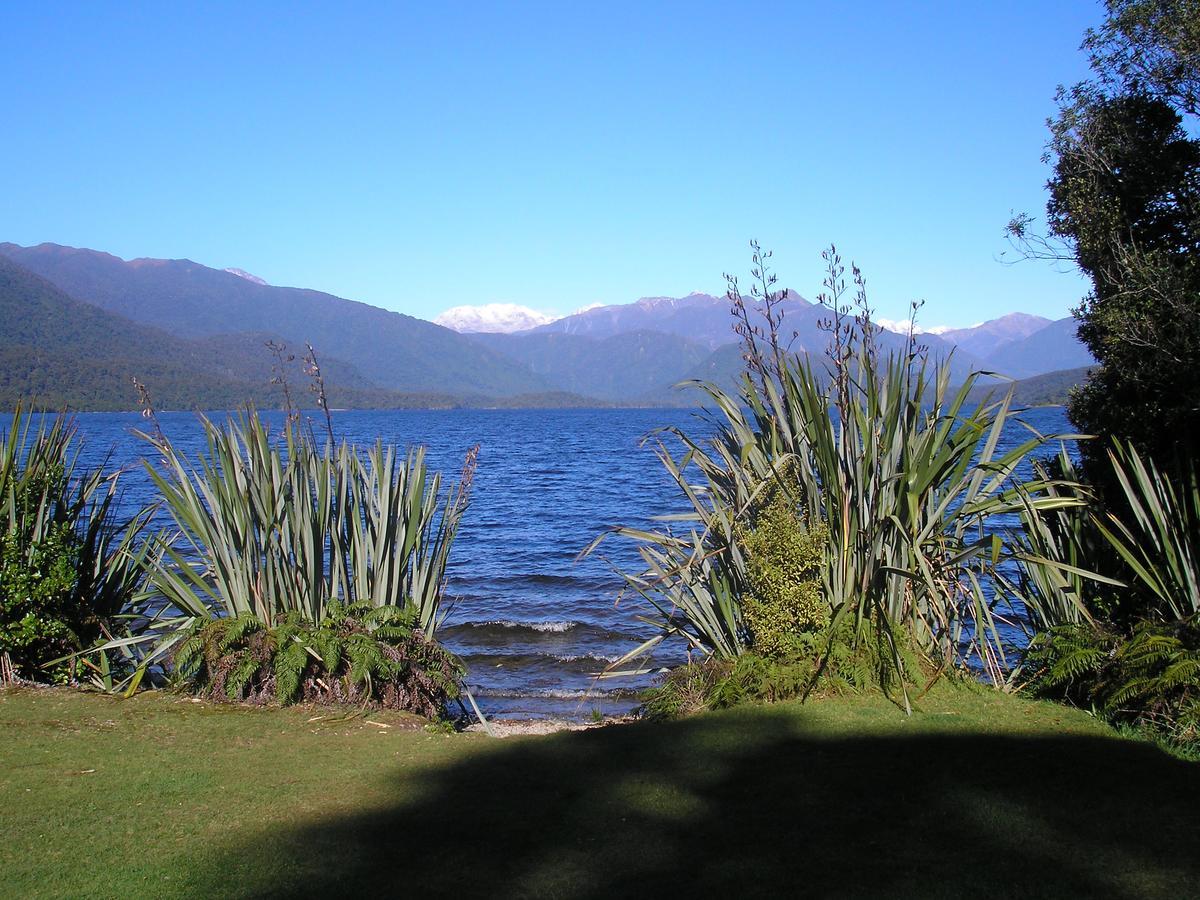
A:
<box><xmin>224</xmin><ymin>267</ymin><xmax>267</xmax><ymax>285</ymax></box>
<box><xmin>434</xmin><ymin>303</ymin><xmax>561</xmax><ymax>334</ymax></box>
<box><xmin>877</xmin><ymin>317</ymin><xmax>956</xmax><ymax>336</ymax></box>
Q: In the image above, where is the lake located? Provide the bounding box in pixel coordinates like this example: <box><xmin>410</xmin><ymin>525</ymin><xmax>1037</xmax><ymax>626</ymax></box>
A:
<box><xmin>5</xmin><ymin>404</ymin><xmax>1075</xmax><ymax>720</ymax></box>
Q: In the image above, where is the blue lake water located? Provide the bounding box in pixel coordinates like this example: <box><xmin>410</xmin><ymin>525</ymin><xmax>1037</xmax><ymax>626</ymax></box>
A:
<box><xmin>3</xmin><ymin>404</ymin><xmax>1075</xmax><ymax>720</ymax></box>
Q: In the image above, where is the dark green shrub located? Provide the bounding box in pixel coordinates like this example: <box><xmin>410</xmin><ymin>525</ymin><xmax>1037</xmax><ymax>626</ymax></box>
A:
<box><xmin>1</xmin><ymin>409</ymin><xmax>151</xmax><ymax>687</ymax></box>
<box><xmin>705</xmin><ymin>652</ymin><xmax>814</xmax><ymax>709</ymax></box>
<box><xmin>0</xmin><ymin>452</ymin><xmax>104</xmax><ymax>683</ymax></box>
<box><xmin>174</xmin><ymin>601</ymin><xmax>465</xmax><ymax>718</ymax></box>
<box><xmin>1023</xmin><ymin>618</ymin><xmax>1200</xmax><ymax>744</ymax></box>
<box><xmin>0</xmin><ymin>522</ymin><xmax>80</xmax><ymax>682</ymax></box>
<box><xmin>640</xmin><ymin>656</ymin><xmax>733</xmax><ymax>719</ymax></box>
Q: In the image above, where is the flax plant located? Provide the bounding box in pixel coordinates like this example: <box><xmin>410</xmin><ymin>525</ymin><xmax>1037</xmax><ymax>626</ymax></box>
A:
<box><xmin>110</xmin><ymin>411</ymin><xmax>476</xmax><ymax>680</ymax></box>
<box><xmin>1014</xmin><ymin>443</ymin><xmax>1200</xmax><ymax>741</ymax></box>
<box><xmin>1094</xmin><ymin>441</ymin><xmax>1200</xmax><ymax>621</ymax></box>
<box><xmin>1000</xmin><ymin>451</ymin><xmax>1112</xmax><ymax>633</ymax></box>
<box><xmin>592</xmin><ymin>246</ymin><xmax>1083</xmax><ymax>709</ymax></box>
<box><xmin>1006</xmin><ymin>440</ymin><xmax>1200</xmax><ymax>634</ymax></box>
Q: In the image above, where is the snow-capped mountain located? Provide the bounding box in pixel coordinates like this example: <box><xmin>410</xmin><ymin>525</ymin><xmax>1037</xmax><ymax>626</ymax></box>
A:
<box><xmin>224</xmin><ymin>267</ymin><xmax>267</xmax><ymax>285</ymax></box>
<box><xmin>877</xmin><ymin>318</ymin><xmax>957</xmax><ymax>336</ymax></box>
<box><xmin>525</xmin><ymin>292</ymin><xmax>739</xmax><ymax>345</ymax></box>
<box><xmin>435</xmin><ymin>303</ymin><xmax>560</xmax><ymax>334</ymax></box>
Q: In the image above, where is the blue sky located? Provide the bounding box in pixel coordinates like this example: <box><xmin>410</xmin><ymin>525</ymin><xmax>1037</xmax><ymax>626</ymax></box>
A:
<box><xmin>2</xmin><ymin>1</ymin><xmax>1099</xmax><ymax>327</ymax></box>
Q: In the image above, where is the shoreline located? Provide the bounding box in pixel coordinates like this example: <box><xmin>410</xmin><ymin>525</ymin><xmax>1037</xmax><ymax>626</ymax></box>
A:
<box><xmin>464</xmin><ymin>713</ymin><xmax>639</xmax><ymax>738</ymax></box>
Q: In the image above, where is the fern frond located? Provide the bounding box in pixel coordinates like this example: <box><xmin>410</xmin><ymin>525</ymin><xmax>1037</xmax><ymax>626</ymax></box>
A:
<box><xmin>221</xmin><ymin>613</ymin><xmax>263</xmax><ymax>652</ymax></box>
<box><xmin>174</xmin><ymin>634</ymin><xmax>206</xmax><ymax>680</ymax></box>
<box><xmin>225</xmin><ymin>651</ymin><xmax>264</xmax><ymax>699</ymax></box>
<box><xmin>273</xmin><ymin>639</ymin><xmax>309</xmax><ymax>704</ymax></box>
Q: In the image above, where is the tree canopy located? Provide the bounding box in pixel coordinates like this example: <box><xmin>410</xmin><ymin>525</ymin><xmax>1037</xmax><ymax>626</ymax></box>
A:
<box><xmin>1039</xmin><ymin>0</ymin><xmax>1200</xmax><ymax>474</ymax></box>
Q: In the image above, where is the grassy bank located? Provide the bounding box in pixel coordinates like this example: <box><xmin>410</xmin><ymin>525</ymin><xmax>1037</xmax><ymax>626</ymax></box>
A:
<box><xmin>2</xmin><ymin>686</ymin><xmax>1197</xmax><ymax>898</ymax></box>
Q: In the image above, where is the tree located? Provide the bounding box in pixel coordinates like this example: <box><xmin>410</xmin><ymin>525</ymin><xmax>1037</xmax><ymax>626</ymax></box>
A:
<box><xmin>1050</xmin><ymin>88</ymin><xmax>1200</xmax><ymax>471</ymax></box>
<box><xmin>1029</xmin><ymin>1</ymin><xmax>1200</xmax><ymax>476</ymax></box>
<box><xmin>1084</xmin><ymin>0</ymin><xmax>1200</xmax><ymax>116</ymax></box>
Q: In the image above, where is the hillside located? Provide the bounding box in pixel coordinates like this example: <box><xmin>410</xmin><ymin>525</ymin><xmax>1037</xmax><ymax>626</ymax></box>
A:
<box><xmin>0</xmin><ymin>243</ymin><xmax>552</xmax><ymax>398</ymax></box>
<box><xmin>0</xmin><ymin>253</ymin><xmax>524</xmax><ymax>411</ymax></box>
<box><xmin>478</xmin><ymin>293</ymin><xmax>985</xmax><ymax>400</ymax></box>
<box><xmin>470</xmin><ymin>330</ymin><xmax>714</xmax><ymax>401</ymax></box>
<box><xmin>982</xmin><ymin>317</ymin><xmax>1093</xmax><ymax>377</ymax></box>
<box><xmin>934</xmin><ymin>312</ymin><xmax>1053</xmax><ymax>358</ymax></box>
<box><xmin>967</xmin><ymin>366</ymin><xmax>1093</xmax><ymax>407</ymax></box>
<box><xmin>0</xmin><ymin>253</ymin><xmax>281</xmax><ymax>410</ymax></box>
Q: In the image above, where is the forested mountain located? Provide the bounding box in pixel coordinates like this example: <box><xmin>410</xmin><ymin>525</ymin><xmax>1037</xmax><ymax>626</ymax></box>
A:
<box><xmin>0</xmin><ymin>252</ymin><xmax>281</xmax><ymax>409</ymax></box>
<box><xmin>469</xmin><ymin>330</ymin><xmax>714</xmax><ymax>401</ymax></box>
<box><xmin>0</xmin><ymin>253</ymin><xmax>497</xmax><ymax>410</ymax></box>
<box><xmin>966</xmin><ymin>366</ymin><xmax>1094</xmax><ymax>407</ymax></box>
<box><xmin>478</xmin><ymin>290</ymin><xmax>986</xmax><ymax>400</ymax></box>
<box><xmin>515</xmin><ymin>292</ymin><xmax>1088</xmax><ymax>379</ymax></box>
<box><xmin>0</xmin><ymin>243</ymin><xmax>552</xmax><ymax>397</ymax></box>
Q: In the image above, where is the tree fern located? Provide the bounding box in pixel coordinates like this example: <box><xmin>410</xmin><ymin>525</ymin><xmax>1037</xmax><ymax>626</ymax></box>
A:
<box><xmin>346</xmin><ymin>632</ymin><xmax>389</xmax><ymax>688</ymax></box>
<box><xmin>172</xmin><ymin>593</ymin><xmax>463</xmax><ymax>716</ymax></box>
<box><xmin>1023</xmin><ymin>617</ymin><xmax>1200</xmax><ymax>744</ymax></box>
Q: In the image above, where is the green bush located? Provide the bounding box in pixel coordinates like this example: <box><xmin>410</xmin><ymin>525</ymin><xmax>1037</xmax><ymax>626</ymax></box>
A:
<box><xmin>0</xmin><ymin>445</ymin><xmax>81</xmax><ymax>680</ymax></box>
<box><xmin>642</xmin><ymin>616</ymin><xmax>931</xmax><ymax>718</ymax></box>
<box><xmin>1</xmin><ymin>410</ymin><xmax>149</xmax><ymax>686</ymax></box>
<box><xmin>174</xmin><ymin>601</ymin><xmax>464</xmax><ymax>718</ymax></box>
<box><xmin>0</xmin><ymin>522</ymin><xmax>80</xmax><ymax>681</ymax></box>
<box><xmin>640</xmin><ymin>656</ymin><xmax>733</xmax><ymax>719</ymax></box>
<box><xmin>737</xmin><ymin>487</ymin><xmax>828</xmax><ymax>658</ymax></box>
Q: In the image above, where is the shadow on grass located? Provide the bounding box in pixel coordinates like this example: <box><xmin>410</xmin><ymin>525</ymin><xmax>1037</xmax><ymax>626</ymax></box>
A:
<box><xmin>192</xmin><ymin>706</ymin><xmax>1200</xmax><ymax>899</ymax></box>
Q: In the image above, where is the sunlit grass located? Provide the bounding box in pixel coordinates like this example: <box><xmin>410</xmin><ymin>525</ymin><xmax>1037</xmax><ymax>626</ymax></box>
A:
<box><xmin>2</xmin><ymin>684</ymin><xmax>1196</xmax><ymax>898</ymax></box>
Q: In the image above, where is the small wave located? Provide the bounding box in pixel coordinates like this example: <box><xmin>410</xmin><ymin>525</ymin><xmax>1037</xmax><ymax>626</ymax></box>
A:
<box><xmin>444</xmin><ymin>616</ymin><xmax>655</xmax><ymax>651</ymax></box>
<box><xmin>468</xmin><ymin>619</ymin><xmax>578</xmax><ymax>633</ymax></box>
<box><xmin>441</xmin><ymin>619</ymin><xmax>642</xmax><ymax>644</ymax></box>
<box><xmin>457</xmin><ymin>651</ymin><xmax>623</xmax><ymax>672</ymax></box>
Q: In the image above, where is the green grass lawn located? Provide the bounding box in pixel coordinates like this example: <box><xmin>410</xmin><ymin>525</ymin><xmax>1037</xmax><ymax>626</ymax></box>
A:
<box><xmin>1</xmin><ymin>684</ymin><xmax>1197</xmax><ymax>899</ymax></box>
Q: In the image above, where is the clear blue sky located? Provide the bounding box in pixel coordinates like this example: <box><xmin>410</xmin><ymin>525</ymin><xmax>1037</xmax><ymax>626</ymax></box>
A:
<box><xmin>2</xmin><ymin>1</ymin><xmax>1100</xmax><ymax>327</ymax></box>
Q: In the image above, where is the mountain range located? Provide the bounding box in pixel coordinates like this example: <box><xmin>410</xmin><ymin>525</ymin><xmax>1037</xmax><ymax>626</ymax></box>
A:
<box><xmin>0</xmin><ymin>241</ymin><xmax>1095</xmax><ymax>411</ymax></box>
<box><xmin>455</xmin><ymin>291</ymin><xmax>1094</xmax><ymax>399</ymax></box>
